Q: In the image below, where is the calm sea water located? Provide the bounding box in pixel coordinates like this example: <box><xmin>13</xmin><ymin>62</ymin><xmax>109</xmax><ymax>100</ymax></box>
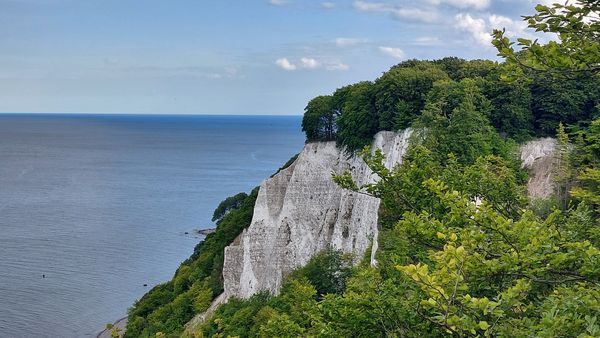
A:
<box><xmin>0</xmin><ymin>114</ymin><xmax>305</xmax><ymax>338</ymax></box>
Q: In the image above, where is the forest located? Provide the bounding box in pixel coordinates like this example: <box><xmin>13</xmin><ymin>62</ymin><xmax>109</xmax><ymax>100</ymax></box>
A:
<box><xmin>301</xmin><ymin>57</ymin><xmax>599</xmax><ymax>150</ymax></box>
<box><xmin>124</xmin><ymin>1</ymin><xmax>599</xmax><ymax>337</ymax></box>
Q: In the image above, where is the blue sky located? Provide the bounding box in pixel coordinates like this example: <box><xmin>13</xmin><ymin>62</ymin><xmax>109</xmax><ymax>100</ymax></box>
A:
<box><xmin>0</xmin><ymin>0</ymin><xmax>550</xmax><ymax>115</ymax></box>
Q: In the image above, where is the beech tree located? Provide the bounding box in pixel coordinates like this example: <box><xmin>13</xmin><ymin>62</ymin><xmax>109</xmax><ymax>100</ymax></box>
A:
<box><xmin>492</xmin><ymin>0</ymin><xmax>600</xmax><ymax>78</ymax></box>
<box><xmin>301</xmin><ymin>95</ymin><xmax>337</xmax><ymax>141</ymax></box>
<box><xmin>398</xmin><ymin>179</ymin><xmax>600</xmax><ymax>337</ymax></box>
<box><xmin>416</xmin><ymin>78</ymin><xmax>501</xmax><ymax>165</ymax></box>
<box><xmin>571</xmin><ymin>117</ymin><xmax>600</xmax><ymax>215</ymax></box>
<box><xmin>335</xmin><ymin>143</ymin><xmax>599</xmax><ymax>337</ymax></box>
<box><xmin>374</xmin><ymin>62</ymin><xmax>448</xmax><ymax>130</ymax></box>
<box><xmin>334</xmin><ymin>81</ymin><xmax>379</xmax><ymax>150</ymax></box>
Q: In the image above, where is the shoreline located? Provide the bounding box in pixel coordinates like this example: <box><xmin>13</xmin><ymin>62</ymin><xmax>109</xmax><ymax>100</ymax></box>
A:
<box><xmin>196</xmin><ymin>227</ymin><xmax>216</xmax><ymax>236</ymax></box>
<box><xmin>96</xmin><ymin>228</ymin><xmax>213</xmax><ymax>337</ymax></box>
<box><xmin>97</xmin><ymin>316</ymin><xmax>128</xmax><ymax>338</ymax></box>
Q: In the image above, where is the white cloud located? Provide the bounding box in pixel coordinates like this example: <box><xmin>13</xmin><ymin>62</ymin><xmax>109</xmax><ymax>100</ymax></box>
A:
<box><xmin>393</xmin><ymin>7</ymin><xmax>438</xmax><ymax>22</ymax></box>
<box><xmin>202</xmin><ymin>67</ymin><xmax>241</xmax><ymax>79</ymax></box>
<box><xmin>269</xmin><ymin>0</ymin><xmax>289</xmax><ymax>6</ymax></box>
<box><xmin>275</xmin><ymin>58</ymin><xmax>297</xmax><ymax>70</ymax></box>
<box><xmin>326</xmin><ymin>62</ymin><xmax>350</xmax><ymax>71</ymax></box>
<box><xmin>223</xmin><ymin>67</ymin><xmax>239</xmax><ymax>78</ymax></box>
<box><xmin>321</xmin><ymin>2</ymin><xmax>336</xmax><ymax>8</ymax></box>
<box><xmin>488</xmin><ymin>14</ymin><xmax>528</xmax><ymax>37</ymax></box>
<box><xmin>455</xmin><ymin>13</ymin><xmax>529</xmax><ymax>47</ymax></box>
<box><xmin>354</xmin><ymin>0</ymin><xmax>388</xmax><ymax>11</ymax></box>
<box><xmin>300</xmin><ymin>57</ymin><xmax>321</xmax><ymax>69</ymax></box>
<box><xmin>353</xmin><ymin>1</ymin><xmax>439</xmax><ymax>23</ymax></box>
<box><xmin>379</xmin><ymin>46</ymin><xmax>406</xmax><ymax>60</ymax></box>
<box><xmin>414</xmin><ymin>36</ymin><xmax>441</xmax><ymax>46</ymax></box>
<box><xmin>335</xmin><ymin>37</ymin><xmax>364</xmax><ymax>46</ymax></box>
<box><xmin>275</xmin><ymin>57</ymin><xmax>349</xmax><ymax>71</ymax></box>
<box><xmin>428</xmin><ymin>0</ymin><xmax>490</xmax><ymax>10</ymax></box>
<box><xmin>110</xmin><ymin>65</ymin><xmax>243</xmax><ymax>80</ymax></box>
<box><xmin>455</xmin><ymin>13</ymin><xmax>492</xmax><ymax>46</ymax></box>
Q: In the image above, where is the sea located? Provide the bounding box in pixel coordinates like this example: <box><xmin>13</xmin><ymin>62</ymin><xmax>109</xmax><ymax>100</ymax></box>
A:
<box><xmin>0</xmin><ymin>114</ymin><xmax>305</xmax><ymax>338</ymax></box>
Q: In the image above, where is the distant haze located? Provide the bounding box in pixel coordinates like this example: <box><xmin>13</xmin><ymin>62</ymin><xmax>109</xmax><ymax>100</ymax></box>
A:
<box><xmin>0</xmin><ymin>0</ymin><xmax>548</xmax><ymax>115</ymax></box>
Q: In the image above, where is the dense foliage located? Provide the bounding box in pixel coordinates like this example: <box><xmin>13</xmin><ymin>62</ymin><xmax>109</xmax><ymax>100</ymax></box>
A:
<box><xmin>492</xmin><ymin>0</ymin><xmax>600</xmax><ymax>78</ymax></box>
<box><xmin>301</xmin><ymin>57</ymin><xmax>599</xmax><ymax>149</ymax></box>
<box><xmin>190</xmin><ymin>110</ymin><xmax>599</xmax><ymax>337</ymax></box>
<box><xmin>184</xmin><ymin>2</ymin><xmax>598</xmax><ymax>337</ymax></box>
<box><xmin>193</xmin><ymin>250</ymin><xmax>355</xmax><ymax>338</ymax></box>
<box><xmin>211</xmin><ymin>192</ymin><xmax>248</xmax><ymax>223</ymax></box>
<box><xmin>128</xmin><ymin>2</ymin><xmax>599</xmax><ymax>337</ymax></box>
<box><xmin>124</xmin><ymin>188</ymin><xmax>259</xmax><ymax>337</ymax></box>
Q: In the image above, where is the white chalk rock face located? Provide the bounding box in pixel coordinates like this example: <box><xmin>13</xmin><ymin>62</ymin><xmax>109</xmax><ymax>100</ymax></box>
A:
<box><xmin>222</xmin><ymin>130</ymin><xmax>412</xmax><ymax>299</ymax></box>
<box><xmin>184</xmin><ymin>132</ymin><xmax>559</xmax><ymax>333</ymax></box>
<box><xmin>520</xmin><ymin>137</ymin><xmax>557</xmax><ymax>199</ymax></box>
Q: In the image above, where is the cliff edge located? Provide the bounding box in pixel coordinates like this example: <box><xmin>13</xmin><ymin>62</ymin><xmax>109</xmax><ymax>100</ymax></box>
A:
<box><xmin>185</xmin><ymin>132</ymin><xmax>557</xmax><ymax>332</ymax></box>
<box><xmin>221</xmin><ymin>130</ymin><xmax>412</xmax><ymax>300</ymax></box>
<box><xmin>185</xmin><ymin>130</ymin><xmax>412</xmax><ymax>331</ymax></box>
<box><xmin>520</xmin><ymin>137</ymin><xmax>557</xmax><ymax>199</ymax></box>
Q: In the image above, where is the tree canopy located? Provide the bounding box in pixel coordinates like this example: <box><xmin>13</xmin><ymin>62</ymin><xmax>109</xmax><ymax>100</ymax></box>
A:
<box><xmin>493</xmin><ymin>0</ymin><xmax>600</xmax><ymax>78</ymax></box>
<box><xmin>301</xmin><ymin>95</ymin><xmax>337</xmax><ymax>141</ymax></box>
<box><xmin>189</xmin><ymin>1</ymin><xmax>600</xmax><ymax>336</ymax></box>
<box><xmin>128</xmin><ymin>1</ymin><xmax>600</xmax><ymax>337</ymax></box>
<box><xmin>301</xmin><ymin>55</ymin><xmax>599</xmax><ymax>149</ymax></box>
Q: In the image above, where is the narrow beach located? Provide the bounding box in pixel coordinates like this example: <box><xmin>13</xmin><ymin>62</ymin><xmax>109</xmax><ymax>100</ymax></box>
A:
<box><xmin>97</xmin><ymin>317</ymin><xmax>127</xmax><ymax>338</ymax></box>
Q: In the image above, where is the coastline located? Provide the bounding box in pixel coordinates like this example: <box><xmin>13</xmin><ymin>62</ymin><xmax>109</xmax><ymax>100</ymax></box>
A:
<box><xmin>97</xmin><ymin>228</ymin><xmax>213</xmax><ymax>337</ymax></box>
<box><xmin>97</xmin><ymin>316</ymin><xmax>128</xmax><ymax>338</ymax></box>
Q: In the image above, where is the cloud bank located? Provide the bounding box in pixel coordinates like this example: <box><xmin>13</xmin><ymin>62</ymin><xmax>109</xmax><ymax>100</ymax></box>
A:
<box><xmin>275</xmin><ymin>57</ymin><xmax>349</xmax><ymax>71</ymax></box>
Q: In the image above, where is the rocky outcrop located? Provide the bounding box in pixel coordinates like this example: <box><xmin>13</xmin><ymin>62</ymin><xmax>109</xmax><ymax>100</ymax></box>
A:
<box><xmin>520</xmin><ymin>137</ymin><xmax>557</xmax><ymax>199</ymax></box>
<box><xmin>218</xmin><ymin>134</ymin><xmax>558</xmax><ymax>302</ymax></box>
<box><xmin>185</xmin><ymin>130</ymin><xmax>412</xmax><ymax>333</ymax></box>
<box><xmin>185</xmin><ymin>132</ymin><xmax>558</xmax><ymax>334</ymax></box>
<box><xmin>221</xmin><ymin>130</ymin><xmax>412</xmax><ymax>299</ymax></box>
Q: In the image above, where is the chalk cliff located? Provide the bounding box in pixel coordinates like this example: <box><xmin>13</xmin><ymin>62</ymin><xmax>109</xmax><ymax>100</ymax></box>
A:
<box><xmin>520</xmin><ymin>137</ymin><xmax>557</xmax><ymax>199</ymax></box>
<box><xmin>184</xmin><ymin>130</ymin><xmax>412</xmax><ymax>331</ymax></box>
<box><xmin>185</xmin><ymin>132</ymin><xmax>557</xmax><ymax>332</ymax></box>
<box><xmin>222</xmin><ymin>129</ymin><xmax>413</xmax><ymax>299</ymax></box>
<box><xmin>220</xmin><ymin>134</ymin><xmax>558</xmax><ymax>301</ymax></box>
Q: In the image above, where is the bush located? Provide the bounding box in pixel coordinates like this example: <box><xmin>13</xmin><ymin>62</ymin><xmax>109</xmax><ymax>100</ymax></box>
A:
<box><xmin>290</xmin><ymin>249</ymin><xmax>354</xmax><ymax>298</ymax></box>
<box><xmin>125</xmin><ymin>188</ymin><xmax>259</xmax><ymax>337</ymax></box>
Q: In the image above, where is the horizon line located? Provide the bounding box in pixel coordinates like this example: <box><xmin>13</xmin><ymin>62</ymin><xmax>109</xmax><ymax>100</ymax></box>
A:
<box><xmin>0</xmin><ymin>112</ymin><xmax>304</xmax><ymax>117</ymax></box>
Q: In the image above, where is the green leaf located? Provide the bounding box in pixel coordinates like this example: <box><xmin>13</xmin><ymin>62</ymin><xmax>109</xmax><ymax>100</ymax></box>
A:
<box><xmin>478</xmin><ymin>321</ymin><xmax>490</xmax><ymax>330</ymax></box>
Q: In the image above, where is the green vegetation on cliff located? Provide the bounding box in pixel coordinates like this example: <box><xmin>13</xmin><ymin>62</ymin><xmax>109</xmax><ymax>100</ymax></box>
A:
<box><xmin>190</xmin><ymin>1</ymin><xmax>599</xmax><ymax>337</ymax></box>
<box><xmin>196</xmin><ymin>130</ymin><xmax>599</xmax><ymax>336</ymax></box>
<box><xmin>124</xmin><ymin>151</ymin><xmax>301</xmax><ymax>337</ymax></box>
<box><xmin>192</xmin><ymin>114</ymin><xmax>600</xmax><ymax>338</ymax></box>
<box><xmin>301</xmin><ymin>56</ymin><xmax>599</xmax><ymax>150</ymax></box>
<box><xmin>125</xmin><ymin>188</ymin><xmax>259</xmax><ymax>337</ymax></box>
<box><xmin>127</xmin><ymin>1</ymin><xmax>599</xmax><ymax>337</ymax></box>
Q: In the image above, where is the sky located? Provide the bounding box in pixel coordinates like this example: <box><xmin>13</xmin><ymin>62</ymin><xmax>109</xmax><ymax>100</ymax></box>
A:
<box><xmin>0</xmin><ymin>0</ymin><xmax>553</xmax><ymax>115</ymax></box>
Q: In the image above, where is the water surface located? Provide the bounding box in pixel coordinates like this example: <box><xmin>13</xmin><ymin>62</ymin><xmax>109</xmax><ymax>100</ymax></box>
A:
<box><xmin>0</xmin><ymin>114</ymin><xmax>304</xmax><ymax>337</ymax></box>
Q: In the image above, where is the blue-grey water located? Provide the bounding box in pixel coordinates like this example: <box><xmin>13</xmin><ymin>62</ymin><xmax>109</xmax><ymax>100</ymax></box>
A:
<box><xmin>0</xmin><ymin>114</ymin><xmax>305</xmax><ymax>338</ymax></box>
